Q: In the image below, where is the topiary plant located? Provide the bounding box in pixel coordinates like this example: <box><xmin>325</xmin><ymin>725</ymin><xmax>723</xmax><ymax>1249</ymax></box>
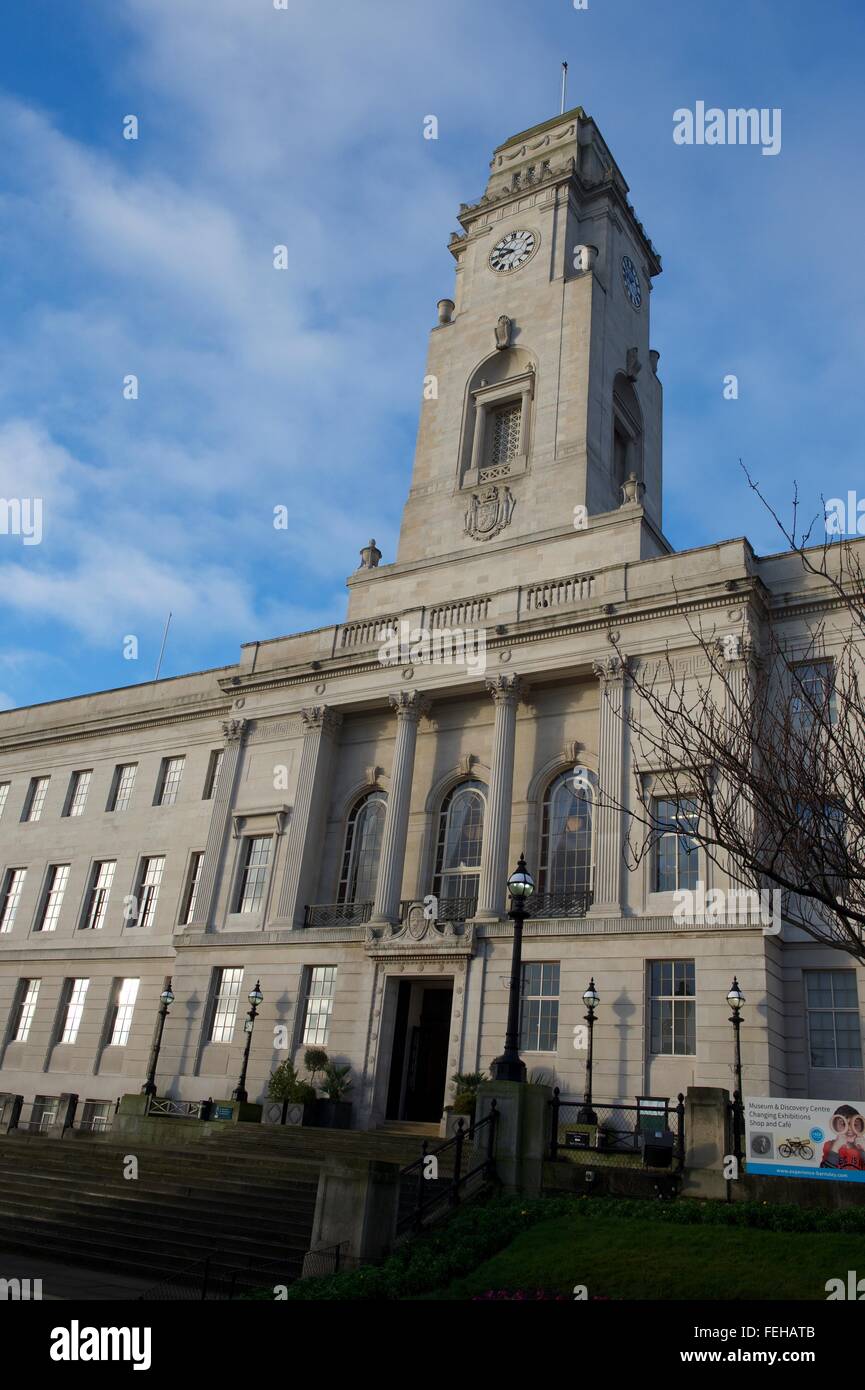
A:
<box><xmin>267</xmin><ymin>1059</ymin><xmax>299</xmax><ymax>1102</ymax></box>
<box><xmin>304</xmin><ymin>1048</ymin><xmax>329</xmax><ymax>1087</ymax></box>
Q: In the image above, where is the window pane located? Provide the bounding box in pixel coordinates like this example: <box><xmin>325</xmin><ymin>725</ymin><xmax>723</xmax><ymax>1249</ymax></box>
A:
<box><xmin>210</xmin><ymin>967</ymin><xmax>243</xmax><ymax>1043</ymax></box>
<box><xmin>301</xmin><ymin>966</ymin><xmax>337</xmax><ymax>1046</ymax></box>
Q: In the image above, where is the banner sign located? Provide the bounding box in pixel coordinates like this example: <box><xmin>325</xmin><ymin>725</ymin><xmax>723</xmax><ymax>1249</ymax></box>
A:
<box><xmin>745</xmin><ymin>1096</ymin><xmax>865</xmax><ymax>1183</ymax></box>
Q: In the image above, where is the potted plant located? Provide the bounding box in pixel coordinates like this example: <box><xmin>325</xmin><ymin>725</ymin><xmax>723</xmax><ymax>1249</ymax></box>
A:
<box><xmin>261</xmin><ymin>1059</ymin><xmax>317</xmax><ymax>1127</ymax></box>
<box><xmin>444</xmin><ymin>1071</ymin><xmax>487</xmax><ymax>1136</ymax></box>
<box><xmin>313</xmin><ymin>1059</ymin><xmax>353</xmax><ymax>1129</ymax></box>
<box><xmin>304</xmin><ymin>1047</ymin><xmax>329</xmax><ymax>1089</ymax></box>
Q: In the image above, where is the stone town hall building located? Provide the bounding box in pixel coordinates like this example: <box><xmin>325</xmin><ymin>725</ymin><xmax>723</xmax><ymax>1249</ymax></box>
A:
<box><xmin>0</xmin><ymin>108</ymin><xmax>861</xmax><ymax>1134</ymax></box>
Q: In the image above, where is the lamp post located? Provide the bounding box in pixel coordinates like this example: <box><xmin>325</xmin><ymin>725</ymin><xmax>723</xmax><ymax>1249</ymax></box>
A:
<box><xmin>490</xmin><ymin>855</ymin><xmax>534</xmax><ymax>1083</ymax></box>
<box><xmin>727</xmin><ymin>976</ymin><xmax>746</xmax><ymax>1098</ymax></box>
<box><xmin>232</xmin><ymin>981</ymin><xmax>263</xmax><ymax>1103</ymax></box>
<box><xmin>142</xmin><ymin>980</ymin><xmax>175</xmax><ymax>1098</ymax></box>
<box><xmin>576</xmin><ymin>979</ymin><xmax>600</xmax><ymax>1124</ymax></box>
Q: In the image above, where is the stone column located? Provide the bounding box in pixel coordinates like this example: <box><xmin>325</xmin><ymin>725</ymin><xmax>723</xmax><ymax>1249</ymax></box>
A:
<box><xmin>590</xmin><ymin>656</ymin><xmax>628</xmax><ymax>916</ymax></box>
<box><xmin>370</xmin><ymin>691</ymin><xmax>430</xmax><ymax>926</ymax></box>
<box><xmin>189</xmin><ymin>718</ymin><xmax>248</xmax><ymax>928</ymax></box>
<box><xmin>476</xmin><ymin>674</ymin><xmax>523</xmax><ymax>920</ymax></box>
<box><xmin>276</xmin><ymin>706</ymin><xmax>343</xmax><ymax>927</ymax></box>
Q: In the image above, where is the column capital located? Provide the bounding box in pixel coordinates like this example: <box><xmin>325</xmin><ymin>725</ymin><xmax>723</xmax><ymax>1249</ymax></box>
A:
<box><xmin>220</xmin><ymin>717</ymin><xmax>248</xmax><ymax>742</ymax></box>
<box><xmin>484</xmin><ymin>673</ymin><xmax>524</xmax><ymax>706</ymax></box>
<box><xmin>592</xmin><ymin>654</ymin><xmax>630</xmax><ymax>685</ymax></box>
<box><xmin>387</xmin><ymin>690</ymin><xmax>431</xmax><ymax>723</ymax></box>
<box><xmin>300</xmin><ymin>705</ymin><xmax>343</xmax><ymax>735</ymax></box>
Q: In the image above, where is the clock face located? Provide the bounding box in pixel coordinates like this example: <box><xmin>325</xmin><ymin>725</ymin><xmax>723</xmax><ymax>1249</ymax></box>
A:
<box><xmin>622</xmin><ymin>255</ymin><xmax>642</xmax><ymax>309</ymax></box>
<box><xmin>489</xmin><ymin>229</ymin><xmax>538</xmax><ymax>274</ymax></box>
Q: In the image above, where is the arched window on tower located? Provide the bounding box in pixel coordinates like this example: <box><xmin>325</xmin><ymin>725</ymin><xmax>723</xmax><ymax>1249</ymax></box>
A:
<box><xmin>538</xmin><ymin>770</ymin><xmax>595</xmax><ymax>910</ymax></box>
<box><xmin>432</xmin><ymin>780</ymin><xmax>487</xmax><ymax>919</ymax></box>
<box><xmin>612</xmin><ymin>374</ymin><xmax>643</xmax><ymax>500</ymax></box>
<box><xmin>337</xmin><ymin>790</ymin><xmax>387</xmax><ymax>911</ymax></box>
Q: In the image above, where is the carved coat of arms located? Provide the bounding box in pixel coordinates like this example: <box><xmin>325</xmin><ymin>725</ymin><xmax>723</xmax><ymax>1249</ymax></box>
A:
<box><xmin>464</xmin><ymin>485</ymin><xmax>515</xmax><ymax>542</ymax></box>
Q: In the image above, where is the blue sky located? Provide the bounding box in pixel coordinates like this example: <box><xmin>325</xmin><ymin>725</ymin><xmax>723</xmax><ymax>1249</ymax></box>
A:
<box><xmin>0</xmin><ymin>0</ymin><xmax>863</xmax><ymax>709</ymax></box>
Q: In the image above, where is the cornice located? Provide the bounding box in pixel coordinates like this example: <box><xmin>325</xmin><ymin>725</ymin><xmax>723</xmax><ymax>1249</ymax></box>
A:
<box><xmin>0</xmin><ymin>700</ymin><xmax>234</xmax><ymax>757</ymax></box>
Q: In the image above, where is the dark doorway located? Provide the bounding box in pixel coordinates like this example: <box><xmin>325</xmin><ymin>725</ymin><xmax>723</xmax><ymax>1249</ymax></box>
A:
<box><xmin>385</xmin><ymin>981</ymin><xmax>453</xmax><ymax>1122</ymax></box>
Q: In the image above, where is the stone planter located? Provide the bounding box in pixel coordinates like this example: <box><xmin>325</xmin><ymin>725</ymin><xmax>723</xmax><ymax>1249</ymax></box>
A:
<box><xmin>312</xmin><ymin>1099</ymin><xmax>352</xmax><ymax>1130</ymax></box>
<box><xmin>261</xmin><ymin>1098</ymin><xmax>316</xmax><ymax>1127</ymax></box>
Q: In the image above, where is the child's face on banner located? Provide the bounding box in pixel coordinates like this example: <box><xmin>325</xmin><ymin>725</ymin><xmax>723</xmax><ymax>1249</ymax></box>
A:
<box><xmin>833</xmin><ymin>1113</ymin><xmax>864</xmax><ymax>1142</ymax></box>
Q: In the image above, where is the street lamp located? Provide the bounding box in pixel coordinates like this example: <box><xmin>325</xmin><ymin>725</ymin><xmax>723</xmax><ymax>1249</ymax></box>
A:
<box><xmin>490</xmin><ymin>855</ymin><xmax>534</xmax><ymax>1083</ymax></box>
<box><xmin>577</xmin><ymin>978</ymin><xmax>600</xmax><ymax>1124</ymax></box>
<box><xmin>232</xmin><ymin>981</ymin><xmax>263</xmax><ymax>1103</ymax></box>
<box><xmin>142</xmin><ymin>980</ymin><xmax>175</xmax><ymax>1098</ymax></box>
<box><xmin>727</xmin><ymin>976</ymin><xmax>746</xmax><ymax>1098</ymax></box>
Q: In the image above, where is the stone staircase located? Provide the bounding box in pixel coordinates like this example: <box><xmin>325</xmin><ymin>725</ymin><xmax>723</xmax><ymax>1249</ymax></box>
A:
<box><xmin>0</xmin><ymin>1124</ymin><xmax>439</xmax><ymax>1294</ymax></box>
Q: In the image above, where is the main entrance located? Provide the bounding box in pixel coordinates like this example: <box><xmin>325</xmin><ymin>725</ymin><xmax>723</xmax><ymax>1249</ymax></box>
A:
<box><xmin>385</xmin><ymin>979</ymin><xmax>453</xmax><ymax>1122</ymax></box>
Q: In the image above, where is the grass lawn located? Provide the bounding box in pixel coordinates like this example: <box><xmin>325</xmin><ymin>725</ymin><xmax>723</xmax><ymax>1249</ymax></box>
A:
<box><xmin>420</xmin><ymin>1211</ymin><xmax>865</xmax><ymax>1300</ymax></box>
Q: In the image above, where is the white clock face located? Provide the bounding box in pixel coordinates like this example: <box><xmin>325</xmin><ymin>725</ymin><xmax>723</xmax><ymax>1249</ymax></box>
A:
<box><xmin>622</xmin><ymin>255</ymin><xmax>642</xmax><ymax>309</ymax></box>
<box><xmin>489</xmin><ymin>229</ymin><xmax>538</xmax><ymax>273</ymax></box>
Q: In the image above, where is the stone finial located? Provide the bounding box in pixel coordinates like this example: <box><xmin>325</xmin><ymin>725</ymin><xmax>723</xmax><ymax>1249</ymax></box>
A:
<box><xmin>573</xmin><ymin>244</ymin><xmax>598</xmax><ymax>273</ymax></box>
<box><xmin>437</xmin><ymin>299</ymin><xmax>455</xmax><ymax>326</ymax></box>
<box><xmin>626</xmin><ymin>347</ymin><xmax>642</xmax><ymax>380</ymax></box>
<box><xmin>494</xmin><ymin>314</ymin><xmax>512</xmax><ymax>350</ymax></box>
<box><xmin>358</xmin><ymin>539</ymin><xmax>381</xmax><ymax>570</ymax></box>
<box><xmin>620</xmin><ymin>472</ymin><xmax>645</xmax><ymax>506</ymax></box>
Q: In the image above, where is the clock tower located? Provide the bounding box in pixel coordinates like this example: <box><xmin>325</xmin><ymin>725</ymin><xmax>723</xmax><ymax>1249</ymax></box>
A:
<box><xmin>347</xmin><ymin>106</ymin><xmax>668</xmax><ymax>621</ymax></box>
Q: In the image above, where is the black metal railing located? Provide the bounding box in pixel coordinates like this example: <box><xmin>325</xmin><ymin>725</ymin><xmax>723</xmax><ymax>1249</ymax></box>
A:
<box><xmin>524</xmin><ymin>890</ymin><xmax>592</xmax><ymax>919</ymax></box>
<box><xmin>303</xmin><ymin>901</ymin><xmax>373</xmax><ymax>927</ymax></box>
<box><xmin>397</xmin><ymin>1103</ymin><xmax>499</xmax><ymax>1235</ymax></box>
<box><xmin>140</xmin><ymin>1251</ymin><xmax>307</xmax><ymax>1301</ymax></box>
<box><xmin>398</xmin><ymin>896</ymin><xmax>479</xmax><ymax>924</ymax></box>
<box><xmin>301</xmin><ymin>1240</ymin><xmax>349</xmax><ymax>1279</ymax></box>
<box><xmin>145</xmin><ymin>1096</ymin><xmax>210</xmax><ymax>1120</ymax></box>
<box><xmin>549</xmin><ymin>1090</ymin><xmax>685</xmax><ymax>1171</ymax></box>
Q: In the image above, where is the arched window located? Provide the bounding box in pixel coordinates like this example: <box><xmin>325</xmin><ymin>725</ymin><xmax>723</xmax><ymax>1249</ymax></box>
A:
<box><xmin>538</xmin><ymin>770</ymin><xmax>594</xmax><ymax>903</ymax></box>
<box><xmin>338</xmin><ymin>791</ymin><xmax>386</xmax><ymax>905</ymax></box>
<box><xmin>432</xmin><ymin>780</ymin><xmax>487</xmax><ymax>913</ymax></box>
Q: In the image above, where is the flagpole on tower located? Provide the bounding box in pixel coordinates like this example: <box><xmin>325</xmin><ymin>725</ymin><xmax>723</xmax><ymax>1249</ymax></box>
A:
<box><xmin>560</xmin><ymin>61</ymin><xmax>568</xmax><ymax>115</ymax></box>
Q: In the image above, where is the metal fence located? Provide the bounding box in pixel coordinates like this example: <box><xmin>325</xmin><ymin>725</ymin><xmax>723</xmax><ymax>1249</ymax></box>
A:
<box><xmin>550</xmin><ymin>1090</ymin><xmax>685</xmax><ymax>1171</ymax></box>
<box><xmin>140</xmin><ymin>1250</ymin><xmax>310</xmax><ymax>1301</ymax></box>
<box><xmin>397</xmin><ymin>1103</ymin><xmax>499</xmax><ymax>1236</ymax></box>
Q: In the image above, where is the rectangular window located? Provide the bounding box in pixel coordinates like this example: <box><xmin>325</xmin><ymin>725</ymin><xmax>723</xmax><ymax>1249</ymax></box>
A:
<box><xmin>653</xmin><ymin>798</ymin><xmax>699</xmax><ymax>893</ymax></box>
<box><xmin>12</xmin><ymin>978</ymin><xmax>40</xmax><ymax>1042</ymax></box>
<box><xmin>181</xmin><ymin>851</ymin><xmax>205</xmax><ymax>924</ymax></box>
<box><xmin>485</xmin><ymin>399</ymin><xmax>522</xmax><ymax>471</ymax></box>
<box><xmin>155</xmin><ymin>757</ymin><xmax>185</xmax><ymax>807</ymax></box>
<box><xmin>22</xmin><ymin>776</ymin><xmax>50</xmax><ymax>822</ymax></box>
<box><xmin>63</xmin><ymin>769</ymin><xmax>92</xmax><ymax>818</ymax></box>
<box><xmin>0</xmin><ymin>783</ymin><xmax>10</xmax><ymax>821</ymax></box>
<box><xmin>108</xmin><ymin>978</ymin><xmax>140</xmax><ymax>1047</ymax></box>
<box><xmin>60</xmin><ymin>978</ymin><xmax>89</xmax><ymax>1044</ymax></box>
<box><xmin>235</xmin><ymin>836</ymin><xmax>272</xmax><ymax>914</ymax></box>
<box><xmin>31</xmin><ymin>1096</ymin><xmax>59</xmax><ymax>1132</ymax></box>
<box><xmin>791</xmin><ymin>659</ymin><xmax>836</xmax><ymax>724</ymax></box>
<box><xmin>209</xmin><ymin>967</ymin><xmax>244</xmax><ymax>1043</ymax></box>
<box><xmin>107</xmin><ymin>763</ymin><xmax>137</xmax><ymax>812</ymax></box>
<box><xmin>520</xmin><ymin>962</ymin><xmax>560</xmax><ymax>1052</ymax></box>
<box><xmin>300</xmin><ymin>966</ymin><xmax>337</xmax><ymax>1047</ymax></box>
<box><xmin>81</xmin><ymin>861</ymin><xmax>115</xmax><ymax>931</ymax></box>
<box><xmin>0</xmin><ymin>868</ymin><xmax>27</xmax><ymax>932</ymax></box>
<box><xmin>79</xmin><ymin>1100</ymin><xmax>113</xmax><ymax>1133</ymax></box>
<box><xmin>130</xmin><ymin>856</ymin><xmax>165</xmax><ymax>929</ymax></box>
<box><xmin>37</xmin><ymin>864</ymin><xmax>70</xmax><ymax>933</ymax></box>
<box><xmin>650</xmin><ymin>960</ymin><xmax>696</xmax><ymax>1055</ymax></box>
<box><xmin>806</xmin><ymin>971</ymin><xmax>863</xmax><ymax>1069</ymax></box>
<box><xmin>203</xmin><ymin>749</ymin><xmax>224</xmax><ymax>800</ymax></box>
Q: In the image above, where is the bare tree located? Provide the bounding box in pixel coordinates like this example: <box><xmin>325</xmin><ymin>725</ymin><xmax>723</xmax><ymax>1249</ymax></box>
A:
<box><xmin>608</xmin><ymin>471</ymin><xmax>865</xmax><ymax>964</ymax></box>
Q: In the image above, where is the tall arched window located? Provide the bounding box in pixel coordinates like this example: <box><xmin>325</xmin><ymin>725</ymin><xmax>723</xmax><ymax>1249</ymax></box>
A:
<box><xmin>538</xmin><ymin>770</ymin><xmax>594</xmax><ymax>903</ymax></box>
<box><xmin>338</xmin><ymin>791</ymin><xmax>386</xmax><ymax>906</ymax></box>
<box><xmin>432</xmin><ymin>780</ymin><xmax>487</xmax><ymax>914</ymax></box>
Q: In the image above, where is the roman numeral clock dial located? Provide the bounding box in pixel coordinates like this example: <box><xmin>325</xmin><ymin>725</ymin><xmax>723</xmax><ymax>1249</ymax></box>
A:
<box><xmin>489</xmin><ymin>228</ymin><xmax>539</xmax><ymax>273</ymax></box>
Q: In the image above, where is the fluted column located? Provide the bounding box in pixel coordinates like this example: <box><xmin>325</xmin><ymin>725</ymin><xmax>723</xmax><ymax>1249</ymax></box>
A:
<box><xmin>590</xmin><ymin>656</ymin><xmax>628</xmax><ymax>915</ymax></box>
<box><xmin>370</xmin><ymin>691</ymin><xmax>430</xmax><ymax>926</ymax></box>
<box><xmin>276</xmin><ymin>706</ymin><xmax>343</xmax><ymax>927</ymax></box>
<box><xmin>188</xmin><ymin>718</ymin><xmax>247</xmax><ymax>928</ymax></box>
<box><xmin>476</xmin><ymin>674</ymin><xmax>524</xmax><ymax>920</ymax></box>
